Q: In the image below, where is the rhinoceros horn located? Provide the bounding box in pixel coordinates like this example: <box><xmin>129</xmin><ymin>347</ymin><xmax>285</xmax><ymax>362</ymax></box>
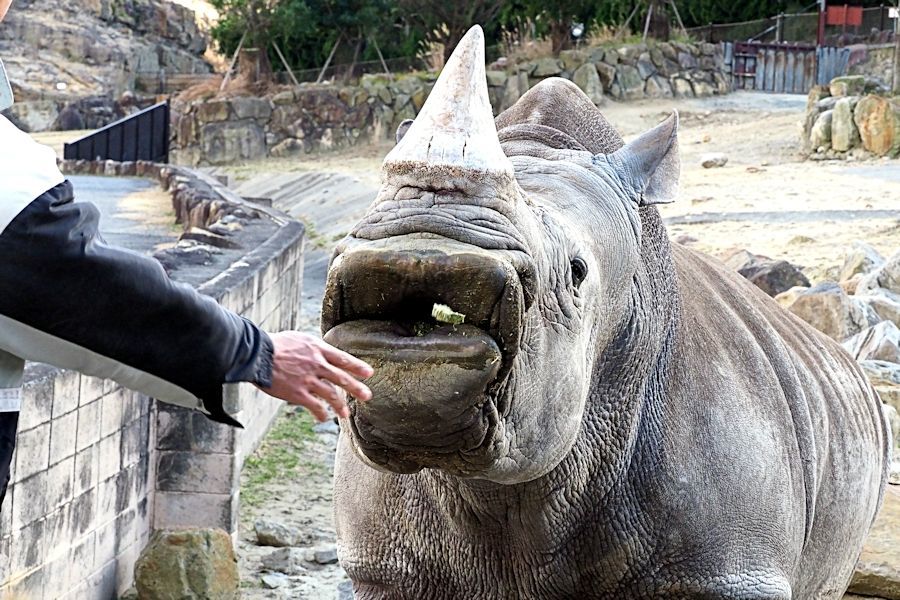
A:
<box><xmin>382</xmin><ymin>25</ymin><xmax>516</xmax><ymax>193</ymax></box>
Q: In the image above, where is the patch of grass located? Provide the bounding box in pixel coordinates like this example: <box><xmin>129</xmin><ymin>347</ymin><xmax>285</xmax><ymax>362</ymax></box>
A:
<box><xmin>241</xmin><ymin>408</ymin><xmax>321</xmax><ymax>508</ymax></box>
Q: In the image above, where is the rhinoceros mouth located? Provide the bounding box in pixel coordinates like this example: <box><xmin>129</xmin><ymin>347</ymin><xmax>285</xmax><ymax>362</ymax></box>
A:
<box><xmin>321</xmin><ymin>236</ymin><xmax>524</xmax><ymax>475</ymax></box>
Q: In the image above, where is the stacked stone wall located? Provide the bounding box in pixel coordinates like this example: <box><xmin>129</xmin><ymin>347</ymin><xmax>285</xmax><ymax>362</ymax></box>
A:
<box><xmin>171</xmin><ymin>41</ymin><xmax>732</xmax><ymax>166</ymax></box>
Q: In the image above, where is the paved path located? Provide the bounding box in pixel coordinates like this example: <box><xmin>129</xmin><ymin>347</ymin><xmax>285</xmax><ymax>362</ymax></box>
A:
<box><xmin>69</xmin><ymin>175</ymin><xmax>176</xmax><ymax>254</ymax></box>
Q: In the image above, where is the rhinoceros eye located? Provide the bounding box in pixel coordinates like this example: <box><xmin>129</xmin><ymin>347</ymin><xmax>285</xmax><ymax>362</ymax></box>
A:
<box><xmin>570</xmin><ymin>257</ymin><xmax>588</xmax><ymax>288</ymax></box>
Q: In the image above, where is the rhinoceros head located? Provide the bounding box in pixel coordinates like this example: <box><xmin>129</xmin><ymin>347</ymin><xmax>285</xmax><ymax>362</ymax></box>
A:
<box><xmin>322</xmin><ymin>25</ymin><xmax>680</xmax><ymax>484</ymax></box>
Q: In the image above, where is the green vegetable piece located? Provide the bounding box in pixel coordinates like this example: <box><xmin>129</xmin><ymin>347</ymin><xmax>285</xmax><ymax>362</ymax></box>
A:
<box><xmin>432</xmin><ymin>303</ymin><xmax>465</xmax><ymax>325</ymax></box>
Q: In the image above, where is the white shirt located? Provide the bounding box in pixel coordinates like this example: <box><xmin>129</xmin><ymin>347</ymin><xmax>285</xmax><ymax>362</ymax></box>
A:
<box><xmin>0</xmin><ymin>114</ymin><xmax>65</xmax><ymax>232</ymax></box>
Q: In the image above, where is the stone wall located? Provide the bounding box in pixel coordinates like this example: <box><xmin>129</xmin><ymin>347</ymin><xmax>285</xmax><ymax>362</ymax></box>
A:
<box><xmin>171</xmin><ymin>41</ymin><xmax>732</xmax><ymax>166</ymax></box>
<box><xmin>803</xmin><ymin>75</ymin><xmax>900</xmax><ymax>160</ymax></box>
<box><xmin>849</xmin><ymin>44</ymin><xmax>897</xmax><ymax>88</ymax></box>
<box><xmin>0</xmin><ymin>162</ymin><xmax>304</xmax><ymax>597</ymax></box>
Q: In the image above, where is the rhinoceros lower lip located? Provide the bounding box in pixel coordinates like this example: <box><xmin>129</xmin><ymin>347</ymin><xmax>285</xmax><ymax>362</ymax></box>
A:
<box><xmin>323</xmin><ymin>320</ymin><xmax>502</xmax><ymax>368</ymax></box>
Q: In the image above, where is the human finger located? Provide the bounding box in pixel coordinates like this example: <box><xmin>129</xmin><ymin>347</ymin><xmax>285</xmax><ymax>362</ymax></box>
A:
<box><xmin>317</xmin><ymin>342</ymin><xmax>374</xmax><ymax>378</ymax></box>
<box><xmin>317</xmin><ymin>362</ymin><xmax>372</xmax><ymax>401</ymax></box>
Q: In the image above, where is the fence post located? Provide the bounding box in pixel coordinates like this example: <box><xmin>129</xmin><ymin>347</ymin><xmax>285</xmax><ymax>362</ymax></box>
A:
<box><xmin>881</xmin><ymin>4</ymin><xmax>887</xmax><ymax>32</ymax></box>
<box><xmin>707</xmin><ymin>22</ymin><xmax>713</xmax><ymax>42</ymax></box>
<box><xmin>776</xmin><ymin>13</ymin><xmax>785</xmax><ymax>42</ymax></box>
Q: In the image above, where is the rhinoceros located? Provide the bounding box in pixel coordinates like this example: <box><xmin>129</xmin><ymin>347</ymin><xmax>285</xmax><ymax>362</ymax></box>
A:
<box><xmin>321</xmin><ymin>26</ymin><xmax>889</xmax><ymax>599</ymax></box>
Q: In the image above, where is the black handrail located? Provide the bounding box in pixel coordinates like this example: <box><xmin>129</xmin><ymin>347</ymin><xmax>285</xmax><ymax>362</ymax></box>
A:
<box><xmin>63</xmin><ymin>101</ymin><xmax>170</xmax><ymax>163</ymax></box>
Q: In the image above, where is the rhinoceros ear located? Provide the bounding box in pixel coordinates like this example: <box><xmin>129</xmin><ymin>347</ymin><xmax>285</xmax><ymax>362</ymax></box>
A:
<box><xmin>395</xmin><ymin>119</ymin><xmax>414</xmax><ymax>144</ymax></box>
<box><xmin>603</xmin><ymin>111</ymin><xmax>680</xmax><ymax>206</ymax></box>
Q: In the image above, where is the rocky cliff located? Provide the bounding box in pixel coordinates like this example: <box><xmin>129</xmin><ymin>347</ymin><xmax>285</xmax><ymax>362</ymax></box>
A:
<box><xmin>0</xmin><ymin>0</ymin><xmax>212</xmax><ymax>131</ymax></box>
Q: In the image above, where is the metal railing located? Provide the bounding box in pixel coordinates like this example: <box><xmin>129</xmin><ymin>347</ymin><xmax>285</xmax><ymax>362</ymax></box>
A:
<box><xmin>63</xmin><ymin>101</ymin><xmax>170</xmax><ymax>163</ymax></box>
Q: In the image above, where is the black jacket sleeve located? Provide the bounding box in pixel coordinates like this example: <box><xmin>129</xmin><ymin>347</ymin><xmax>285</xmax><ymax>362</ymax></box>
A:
<box><xmin>0</xmin><ymin>180</ymin><xmax>274</xmax><ymax>426</ymax></box>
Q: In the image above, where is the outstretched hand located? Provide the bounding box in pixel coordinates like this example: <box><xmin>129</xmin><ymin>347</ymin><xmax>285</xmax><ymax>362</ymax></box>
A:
<box><xmin>257</xmin><ymin>331</ymin><xmax>374</xmax><ymax>422</ymax></box>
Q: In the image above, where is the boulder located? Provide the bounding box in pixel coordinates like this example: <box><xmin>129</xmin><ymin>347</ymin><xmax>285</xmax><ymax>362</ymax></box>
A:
<box><xmin>843</xmin><ymin>321</ymin><xmax>900</xmax><ymax>364</ymax></box>
<box><xmin>199</xmin><ymin>120</ymin><xmax>266</xmax><ymax>165</ymax></box>
<box><xmin>841</xmin><ymin>274</ymin><xmax>864</xmax><ymax>295</ymax></box>
<box><xmin>261</xmin><ymin>547</ymin><xmax>307</xmax><ymax>575</ymax></box>
<box><xmin>774</xmin><ymin>286</ymin><xmax>808</xmax><ymax>309</ymax></box>
<box><xmin>859</xmin><ymin>360</ymin><xmax>900</xmax><ymax>387</ymax></box>
<box><xmin>254</xmin><ymin>519</ymin><xmax>309</xmax><ymax>547</ymax></box>
<box><xmin>595</xmin><ymin>62</ymin><xmax>618</xmax><ymax>90</ymax></box>
<box><xmin>739</xmin><ymin>260</ymin><xmax>810</xmax><ymax>297</ymax></box>
<box><xmin>840</xmin><ymin>242</ymin><xmax>885</xmax><ymax>282</ymax></box>
<box><xmin>806</xmin><ymin>85</ymin><xmax>831</xmax><ymax>112</ymax></box>
<box><xmin>816</xmin><ymin>97</ymin><xmax>839</xmax><ymax>111</ymax></box>
<box><xmin>787</xmin><ymin>282</ymin><xmax>874</xmax><ymax>341</ymax></box>
<box><xmin>485</xmin><ymin>70</ymin><xmax>507</xmax><ymax>87</ymax></box>
<box><xmin>134</xmin><ymin>529</ymin><xmax>239</xmax><ymax>600</ymax></box>
<box><xmin>677</xmin><ymin>51</ymin><xmax>699</xmax><ymax>69</ymax></box>
<box><xmin>572</xmin><ymin>64</ymin><xmax>604</xmax><ymax>106</ymax></box>
<box><xmin>559</xmin><ymin>50</ymin><xmax>586</xmax><ymax>71</ymax></box>
<box><xmin>671</xmin><ymin>77</ymin><xmax>694</xmax><ymax>98</ymax></box>
<box><xmin>810</xmin><ymin>110</ymin><xmax>834</xmax><ymax>149</ymax></box>
<box><xmin>615</xmin><ymin>65</ymin><xmax>645</xmax><ymax>100</ymax></box>
<box><xmin>858</xmin><ymin>250</ymin><xmax>900</xmax><ymax>297</ymax></box>
<box><xmin>532</xmin><ymin>58</ymin><xmax>562</xmax><ymax>77</ymax></box>
<box><xmin>645</xmin><ymin>75</ymin><xmax>673</xmax><ymax>99</ymax></box>
<box><xmin>692</xmin><ymin>81</ymin><xmax>716</xmax><ymax>97</ymax></box>
<box><xmin>832</xmin><ymin>97</ymin><xmax>861</xmax><ymax>152</ymax></box>
<box><xmin>859</xmin><ymin>289</ymin><xmax>900</xmax><ymax>327</ymax></box>
<box><xmin>637</xmin><ymin>57</ymin><xmax>657</xmax><ymax>79</ymax></box>
<box><xmin>700</xmin><ymin>153</ymin><xmax>728</xmax><ymax>169</ymax></box>
<box><xmin>723</xmin><ymin>249</ymin><xmax>765</xmax><ymax>272</ymax></box>
<box><xmin>230</xmin><ymin>97</ymin><xmax>272</xmax><ymax>121</ymax></box>
<box><xmin>829</xmin><ymin>75</ymin><xmax>866</xmax><ymax>98</ymax></box>
<box><xmin>847</xmin><ymin>488</ymin><xmax>900</xmax><ymax>599</ymax></box>
<box><xmin>854</xmin><ymin>95</ymin><xmax>900</xmax><ymax>157</ymax></box>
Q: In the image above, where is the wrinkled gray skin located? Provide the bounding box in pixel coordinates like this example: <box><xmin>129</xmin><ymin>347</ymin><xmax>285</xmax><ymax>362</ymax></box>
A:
<box><xmin>323</xmin><ymin>69</ymin><xmax>889</xmax><ymax>599</ymax></box>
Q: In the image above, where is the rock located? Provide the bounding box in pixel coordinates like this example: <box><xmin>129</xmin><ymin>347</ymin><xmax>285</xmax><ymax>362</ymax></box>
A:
<box><xmin>843</xmin><ymin>321</ymin><xmax>900</xmax><ymax>364</ymax></box>
<box><xmin>677</xmin><ymin>51</ymin><xmax>698</xmax><ymax>69</ymax></box>
<box><xmin>572</xmin><ymin>64</ymin><xmax>603</xmax><ymax>106</ymax></box>
<box><xmin>671</xmin><ymin>77</ymin><xmax>694</xmax><ymax>98</ymax></box>
<box><xmin>692</xmin><ymin>81</ymin><xmax>716</xmax><ymax>97</ymax></box>
<box><xmin>199</xmin><ymin>120</ymin><xmax>267</xmax><ymax>165</ymax></box>
<box><xmin>860</xmin><ymin>289</ymin><xmax>900</xmax><ymax>327</ymax></box>
<box><xmin>180</xmin><ymin>227</ymin><xmax>241</xmax><ymax>250</ymax></box>
<box><xmin>816</xmin><ymin>97</ymin><xmax>839</xmax><ymax>111</ymax></box>
<box><xmin>787</xmin><ymin>282</ymin><xmax>873</xmax><ymax>341</ymax></box>
<box><xmin>337</xmin><ymin>579</ymin><xmax>355</xmax><ymax>600</ymax></box>
<box><xmin>485</xmin><ymin>70</ymin><xmax>507</xmax><ymax>87</ymax></box>
<box><xmin>314</xmin><ymin>420</ymin><xmax>340</xmax><ymax>435</ymax></box>
<box><xmin>700</xmin><ymin>153</ymin><xmax>728</xmax><ymax>168</ymax></box>
<box><xmin>255</xmin><ymin>519</ymin><xmax>307</xmax><ymax>547</ymax></box>
<box><xmin>262</xmin><ymin>547</ymin><xmax>307</xmax><ymax>575</ymax></box>
<box><xmin>271</xmin><ymin>137</ymin><xmax>305</xmax><ymax>158</ymax></box>
<box><xmin>854</xmin><ymin>95</ymin><xmax>900</xmax><ymax>157</ymax></box>
<box><xmin>261</xmin><ymin>572</ymin><xmax>290</xmax><ymax>589</ymax></box>
<box><xmin>885</xmin><ymin>404</ymin><xmax>900</xmax><ymax>452</ymax></box>
<box><xmin>840</xmin><ymin>242</ymin><xmax>885</xmax><ymax>282</ymax></box>
<box><xmin>832</xmin><ymin>97</ymin><xmax>861</xmax><ymax>152</ymax></box>
<box><xmin>738</xmin><ymin>260</ymin><xmax>810</xmax><ymax>297</ymax></box>
<box><xmin>829</xmin><ymin>75</ymin><xmax>866</xmax><ymax>98</ymax></box>
<box><xmin>272</xmin><ymin>90</ymin><xmax>296</xmax><ymax>105</ymax></box>
<box><xmin>858</xmin><ymin>250</ymin><xmax>900</xmax><ymax>296</ymax></box>
<box><xmin>153</xmin><ymin>240</ymin><xmax>220</xmax><ymax>272</ymax></box>
<box><xmin>774</xmin><ymin>286</ymin><xmax>808</xmax><ymax>309</ymax></box>
<box><xmin>134</xmin><ymin>529</ymin><xmax>239</xmax><ymax>599</ymax></box>
<box><xmin>810</xmin><ymin>110</ymin><xmax>834</xmax><ymax>149</ymax></box>
<box><xmin>532</xmin><ymin>57</ymin><xmax>562</xmax><ymax>77</ymax></box>
<box><xmin>314</xmin><ymin>547</ymin><xmax>339</xmax><ymax>565</ymax></box>
<box><xmin>559</xmin><ymin>50</ymin><xmax>585</xmax><ymax>71</ymax></box>
<box><xmin>615</xmin><ymin>65</ymin><xmax>644</xmax><ymax>100</ymax></box>
<box><xmin>636</xmin><ymin>57</ymin><xmax>656</xmax><ymax>79</ymax></box>
<box><xmin>230</xmin><ymin>97</ymin><xmax>272</xmax><ymax>121</ymax></box>
<box><xmin>859</xmin><ymin>360</ymin><xmax>900</xmax><ymax>387</ymax></box>
<box><xmin>196</xmin><ymin>100</ymin><xmax>232</xmax><ymax>124</ymax></box>
<box><xmin>841</xmin><ymin>274</ymin><xmax>864</xmax><ymax>295</ymax></box>
<box><xmin>847</xmin><ymin>488</ymin><xmax>900</xmax><ymax>599</ymax></box>
<box><xmin>645</xmin><ymin>75</ymin><xmax>673</xmax><ymax>99</ymax></box>
<box><xmin>723</xmin><ymin>249</ymin><xmax>764</xmax><ymax>272</ymax></box>
<box><xmin>595</xmin><ymin>62</ymin><xmax>617</xmax><ymax>89</ymax></box>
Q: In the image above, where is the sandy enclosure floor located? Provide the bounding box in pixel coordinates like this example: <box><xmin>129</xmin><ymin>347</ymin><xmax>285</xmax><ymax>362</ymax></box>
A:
<box><xmin>198</xmin><ymin>92</ymin><xmax>900</xmax><ymax>597</ymax></box>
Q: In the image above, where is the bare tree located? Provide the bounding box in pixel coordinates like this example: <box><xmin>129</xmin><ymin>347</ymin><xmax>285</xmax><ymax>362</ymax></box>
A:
<box><xmin>398</xmin><ymin>0</ymin><xmax>505</xmax><ymax>64</ymax></box>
